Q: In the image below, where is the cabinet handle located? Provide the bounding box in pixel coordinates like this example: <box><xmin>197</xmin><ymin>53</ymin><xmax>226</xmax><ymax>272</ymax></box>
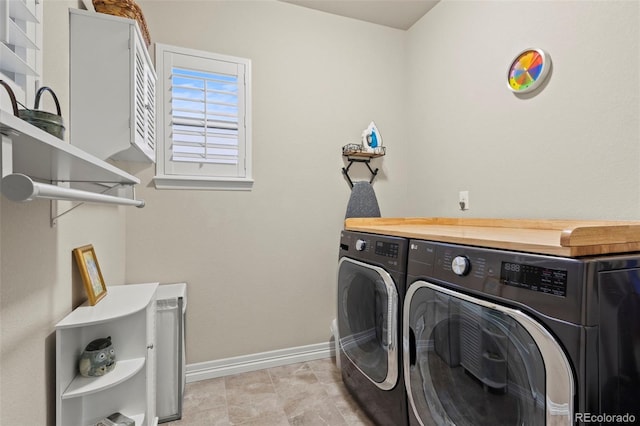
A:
<box><xmin>147</xmin><ymin>343</ymin><xmax>154</xmax><ymax>349</ymax></box>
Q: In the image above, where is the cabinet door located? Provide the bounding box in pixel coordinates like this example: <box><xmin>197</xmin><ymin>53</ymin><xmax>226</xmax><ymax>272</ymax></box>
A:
<box><xmin>133</xmin><ymin>34</ymin><xmax>156</xmax><ymax>161</ymax></box>
<box><xmin>146</xmin><ymin>293</ymin><xmax>157</xmax><ymax>425</ymax></box>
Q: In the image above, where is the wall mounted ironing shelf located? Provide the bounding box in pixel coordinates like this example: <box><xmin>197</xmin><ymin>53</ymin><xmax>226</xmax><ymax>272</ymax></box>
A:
<box><xmin>341</xmin><ymin>147</ymin><xmax>385</xmax><ymax>188</ymax></box>
<box><xmin>0</xmin><ymin>109</ymin><xmax>145</xmax><ymax>223</ymax></box>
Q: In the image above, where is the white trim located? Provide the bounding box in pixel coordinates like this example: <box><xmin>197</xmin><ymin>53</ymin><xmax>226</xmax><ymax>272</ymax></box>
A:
<box><xmin>154</xmin><ymin>43</ymin><xmax>252</xmax><ymax>190</ymax></box>
<box><xmin>153</xmin><ymin>174</ymin><xmax>254</xmax><ymax>191</ymax></box>
<box><xmin>186</xmin><ymin>342</ymin><xmax>333</xmax><ymax>383</ymax></box>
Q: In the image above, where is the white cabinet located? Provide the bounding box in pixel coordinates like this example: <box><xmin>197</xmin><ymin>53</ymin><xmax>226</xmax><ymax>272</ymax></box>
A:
<box><xmin>69</xmin><ymin>9</ymin><xmax>156</xmax><ymax>163</ymax></box>
<box><xmin>55</xmin><ymin>283</ymin><xmax>158</xmax><ymax>426</ymax></box>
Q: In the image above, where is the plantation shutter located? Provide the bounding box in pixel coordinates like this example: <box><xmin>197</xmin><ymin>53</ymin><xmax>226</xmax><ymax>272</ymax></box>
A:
<box><xmin>133</xmin><ymin>39</ymin><xmax>156</xmax><ymax>157</ymax></box>
<box><xmin>164</xmin><ymin>51</ymin><xmax>246</xmax><ymax>178</ymax></box>
<box><xmin>0</xmin><ymin>0</ymin><xmax>41</xmax><ymax>103</ymax></box>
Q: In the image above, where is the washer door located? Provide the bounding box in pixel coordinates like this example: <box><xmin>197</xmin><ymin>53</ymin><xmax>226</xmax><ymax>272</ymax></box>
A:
<box><xmin>403</xmin><ymin>281</ymin><xmax>574</xmax><ymax>426</ymax></box>
<box><xmin>338</xmin><ymin>257</ymin><xmax>398</xmax><ymax>390</ymax></box>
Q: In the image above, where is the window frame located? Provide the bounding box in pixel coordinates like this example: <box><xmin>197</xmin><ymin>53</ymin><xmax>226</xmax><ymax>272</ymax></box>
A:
<box><xmin>153</xmin><ymin>43</ymin><xmax>253</xmax><ymax>191</ymax></box>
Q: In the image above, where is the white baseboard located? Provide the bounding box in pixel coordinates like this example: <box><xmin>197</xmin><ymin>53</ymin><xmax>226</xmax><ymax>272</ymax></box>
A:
<box><xmin>186</xmin><ymin>341</ymin><xmax>335</xmax><ymax>383</ymax></box>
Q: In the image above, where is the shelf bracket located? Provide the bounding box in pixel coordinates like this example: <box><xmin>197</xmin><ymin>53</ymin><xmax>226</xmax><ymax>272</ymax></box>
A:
<box><xmin>49</xmin><ymin>181</ymin><xmax>141</xmax><ymax>227</ymax></box>
<box><xmin>342</xmin><ymin>157</ymin><xmax>379</xmax><ymax>189</ymax></box>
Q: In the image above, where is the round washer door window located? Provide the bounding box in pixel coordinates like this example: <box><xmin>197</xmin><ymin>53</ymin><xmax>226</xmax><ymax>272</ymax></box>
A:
<box><xmin>404</xmin><ymin>281</ymin><xmax>574</xmax><ymax>426</ymax></box>
<box><xmin>337</xmin><ymin>257</ymin><xmax>398</xmax><ymax>390</ymax></box>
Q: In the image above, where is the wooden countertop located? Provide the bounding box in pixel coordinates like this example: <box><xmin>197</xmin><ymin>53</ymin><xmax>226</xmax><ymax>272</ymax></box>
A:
<box><xmin>344</xmin><ymin>217</ymin><xmax>640</xmax><ymax>257</ymax></box>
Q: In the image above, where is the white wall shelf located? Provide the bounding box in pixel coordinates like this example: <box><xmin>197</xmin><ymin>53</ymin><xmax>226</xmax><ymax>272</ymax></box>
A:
<box><xmin>341</xmin><ymin>146</ymin><xmax>385</xmax><ymax>188</ymax></box>
<box><xmin>56</xmin><ymin>283</ymin><xmax>157</xmax><ymax>329</ymax></box>
<box><xmin>0</xmin><ymin>110</ymin><xmax>139</xmax><ymax>184</ymax></box>
<box><xmin>0</xmin><ymin>109</ymin><xmax>145</xmax><ymax>208</ymax></box>
<box><xmin>61</xmin><ymin>357</ymin><xmax>146</xmax><ymax>399</ymax></box>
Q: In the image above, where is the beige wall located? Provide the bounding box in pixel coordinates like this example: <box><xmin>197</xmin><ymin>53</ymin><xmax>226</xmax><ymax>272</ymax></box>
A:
<box><xmin>405</xmin><ymin>0</ymin><xmax>640</xmax><ymax>219</ymax></box>
<box><xmin>0</xmin><ymin>2</ymin><xmax>127</xmax><ymax>425</ymax></box>
<box><xmin>126</xmin><ymin>0</ymin><xmax>410</xmax><ymax>362</ymax></box>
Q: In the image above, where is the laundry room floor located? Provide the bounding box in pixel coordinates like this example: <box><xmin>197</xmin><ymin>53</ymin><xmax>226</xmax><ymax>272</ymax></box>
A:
<box><xmin>166</xmin><ymin>357</ymin><xmax>376</xmax><ymax>425</ymax></box>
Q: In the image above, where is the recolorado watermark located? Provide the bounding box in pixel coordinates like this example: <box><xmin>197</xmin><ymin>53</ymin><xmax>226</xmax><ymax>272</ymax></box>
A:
<box><xmin>575</xmin><ymin>413</ymin><xmax>636</xmax><ymax>423</ymax></box>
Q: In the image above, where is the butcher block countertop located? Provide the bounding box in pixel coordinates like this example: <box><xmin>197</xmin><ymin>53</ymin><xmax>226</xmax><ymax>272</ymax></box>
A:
<box><xmin>344</xmin><ymin>217</ymin><xmax>640</xmax><ymax>257</ymax></box>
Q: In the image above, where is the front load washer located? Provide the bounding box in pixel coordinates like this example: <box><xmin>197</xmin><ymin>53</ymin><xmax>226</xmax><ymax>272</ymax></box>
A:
<box><xmin>403</xmin><ymin>239</ymin><xmax>640</xmax><ymax>426</ymax></box>
<box><xmin>338</xmin><ymin>230</ymin><xmax>409</xmax><ymax>426</ymax></box>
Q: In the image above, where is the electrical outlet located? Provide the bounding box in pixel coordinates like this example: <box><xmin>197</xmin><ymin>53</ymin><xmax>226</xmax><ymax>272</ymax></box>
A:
<box><xmin>459</xmin><ymin>191</ymin><xmax>469</xmax><ymax>210</ymax></box>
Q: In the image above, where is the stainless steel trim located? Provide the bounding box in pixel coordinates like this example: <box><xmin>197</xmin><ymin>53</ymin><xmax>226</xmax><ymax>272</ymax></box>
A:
<box><xmin>177</xmin><ymin>296</ymin><xmax>184</xmax><ymax>419</ymax></box>
<box><xmin>156</xmin><ymin>296</ymin><xmax>186</xmax><ymax>423</ymax></box>
<box><xmin>338</xmin><ymin>256</ymin><xmax>398</xmax><ymax>390</ymax></box>
<box><xmin>403</xmin><ymin>281</ymin><xmax>574</xmax><ymax>426</ymax></box>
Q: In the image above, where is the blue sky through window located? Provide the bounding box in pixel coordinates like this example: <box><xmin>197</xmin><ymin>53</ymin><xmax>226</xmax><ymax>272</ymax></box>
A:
<box><xmin>170</xmin><ymin>67</ymin><xmax>240</xmax><ymax>164</ymax></box>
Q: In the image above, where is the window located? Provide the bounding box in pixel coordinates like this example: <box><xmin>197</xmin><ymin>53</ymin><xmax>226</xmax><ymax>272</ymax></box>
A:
<box><xmin>154</xmin><ymin>44</ymin><xmax>252</xmax><ymax>190</ymax></box>
<box><xmin>0</xmin><ymin>0</ymin><xmax>42</xmax><ymax>106</ymax></box>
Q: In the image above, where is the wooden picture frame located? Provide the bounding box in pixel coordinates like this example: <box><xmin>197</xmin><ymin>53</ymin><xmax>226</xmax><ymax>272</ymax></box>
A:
<box><xmin>73</xmin><ymin>245</ymin><xmax>107</xmax><ymax>306</ymax></box>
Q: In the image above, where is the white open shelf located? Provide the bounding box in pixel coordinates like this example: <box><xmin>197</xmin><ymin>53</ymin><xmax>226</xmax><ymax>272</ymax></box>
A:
<box><xmin>56</xmin><ymin>284</ymin><xmax>158</xmax><ymax>328</ymax></box>
<box><xmin>85</xmin><ymin>412</ymin><xmax>145</xmax><ymax>426</ymax></box>
<box><xmin>62</xmin><ymin>357</ymin><xmax>146</xmax><ymax>399</ymax></box>
<box><xmin>0</xmin><ymin>109</ymin><xmax>139</xmax><ymax>184</ymax></box>
<box><xmin>56</xmin><ymin>284</ymin><xmax>159</xmax><ymax>426</ymax></box>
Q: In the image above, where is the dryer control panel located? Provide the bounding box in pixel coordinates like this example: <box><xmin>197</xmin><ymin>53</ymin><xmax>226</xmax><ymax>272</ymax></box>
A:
<box><xmin>375</xmin><ymin>240</ymin><xmax>400</xmax><ymax>258</ymax></box>
<box><xmin>500</xmin><ymin>261</ymin><xmax>568</xmax><ymax>297</ymax></box>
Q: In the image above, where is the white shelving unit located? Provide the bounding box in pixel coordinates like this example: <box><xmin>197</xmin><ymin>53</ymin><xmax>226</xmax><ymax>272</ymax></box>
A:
<box><xmin>70</xmin><ymin>9</ymin><xmax>156</xmax><ymax>163</ymax></box>
<box><xmin>0</xmin><ymin>109</ymin><xmax>145</xmax><ymax>211</ymax></box>
<box><xmin>55</xmin><ymin>283</ymin><xmax>158</xmax><ymax>426</ymax></box>
<box><xmin>1</xmin><ymin>10</ymin><xmax>150</xmax><ymax>211</ymax></box>
<box><xmin>0</xmin><ymin>110</ymin><xmax>139</xmax><ymax>184</ymax></box>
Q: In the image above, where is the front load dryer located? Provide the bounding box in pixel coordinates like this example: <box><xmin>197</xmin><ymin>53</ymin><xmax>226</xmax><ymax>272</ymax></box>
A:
<box><xmin>337</xmin><ymin>230</ymin><xmax>409</xmax><ymax>426</ymax></box>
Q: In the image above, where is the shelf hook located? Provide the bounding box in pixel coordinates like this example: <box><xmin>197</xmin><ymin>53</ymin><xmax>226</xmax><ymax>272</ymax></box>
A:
<box><xmin>342</xmin><ymin>158</ymin><xmax>379</xmax><ymax>189</ymax></box>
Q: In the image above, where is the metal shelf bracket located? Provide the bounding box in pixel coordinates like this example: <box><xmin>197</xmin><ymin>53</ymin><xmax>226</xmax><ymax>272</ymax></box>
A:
<box><xmin>342</xmin><ymin>157</ymin><xmax>379</xmax><ymax>189</ymax></box>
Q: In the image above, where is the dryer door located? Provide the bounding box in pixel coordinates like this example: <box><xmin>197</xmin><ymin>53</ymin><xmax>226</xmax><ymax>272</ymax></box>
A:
<box><xmin>404</xmin><ymin>281</ymin><xmax>574</xmax><ymax>426</ymax></box>
<box><xmin>338</xmin><ymin>257</ymin><xmax>398</xmax><ymax>390</ymax></box>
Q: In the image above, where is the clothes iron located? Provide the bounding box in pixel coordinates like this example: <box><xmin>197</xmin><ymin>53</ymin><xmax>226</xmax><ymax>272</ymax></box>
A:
<box><xmin>361</xmin><ymin>121</ymin><xmax>383</xmax><ymax>154</ymax></box>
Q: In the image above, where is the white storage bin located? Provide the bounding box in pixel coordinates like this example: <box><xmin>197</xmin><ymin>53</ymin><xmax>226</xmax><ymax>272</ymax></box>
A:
<box><xmin>156</xmin><ymin>283</ymin><xmax>187</xmax><ymax>423</ymax></box>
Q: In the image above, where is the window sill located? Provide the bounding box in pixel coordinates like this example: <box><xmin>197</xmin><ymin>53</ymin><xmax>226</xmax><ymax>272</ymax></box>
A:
<box><xmin>153</xmin><ymin>175</ymin><xmax>254</xmax><ymax>191</ymax></box>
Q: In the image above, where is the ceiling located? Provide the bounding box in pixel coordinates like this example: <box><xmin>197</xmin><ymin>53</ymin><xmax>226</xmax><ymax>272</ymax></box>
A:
<box><xmin>280</xmin><ymin>0</ymin><xmax>440</xmax><ymax>30</ymax></box>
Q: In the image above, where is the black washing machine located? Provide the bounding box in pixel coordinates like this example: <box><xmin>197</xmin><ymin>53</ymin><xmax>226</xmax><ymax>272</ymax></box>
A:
<box><xmin>403</xmin><ymin>239</ymin><xmax>640</xmax><ymax>426</ymax></box>
<box><xmin>338</xmin><ymin>230</ymin><xmax>409</xmax><ymax>426</ymax></box>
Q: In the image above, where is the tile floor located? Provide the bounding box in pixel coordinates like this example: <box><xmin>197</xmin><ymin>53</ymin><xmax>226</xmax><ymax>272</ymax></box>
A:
<box><xmin>167</xmin><ymin>357</ymin><xmax>376</xmax><ymax>426</ymax></box>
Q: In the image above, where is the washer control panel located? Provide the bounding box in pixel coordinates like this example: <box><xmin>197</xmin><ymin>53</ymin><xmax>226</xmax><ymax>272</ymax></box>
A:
<box><xmin>409</xmin><ymin>239</ymin><xmax>578</xmax><ymax>299</ymax></box>
<box><xmin>445</xmin><ymin>252</ymin><xmax>567</xmax><ymax>296</ymax></box>
<box><xmin>407</xmin><ymin>239</ymin><xmax>585</xmax><ymax>324</ymax></box>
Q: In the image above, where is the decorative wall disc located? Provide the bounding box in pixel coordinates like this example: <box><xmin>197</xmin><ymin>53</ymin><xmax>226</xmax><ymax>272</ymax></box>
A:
<box><xmin>508</xmin><ymin>48</ymin><xmax>551</xmax><ymax>93</ymax></box>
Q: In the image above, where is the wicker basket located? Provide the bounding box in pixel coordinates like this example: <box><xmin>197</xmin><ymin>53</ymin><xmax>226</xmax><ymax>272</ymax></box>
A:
<box><xmin>1</xmin><ymin>81</ymin><xmax>65</xmax><ymax>140</ymax></box>
<box><xmin>92</xmin><ymin>0</ymin><xmax>151</xmax><ymax>46</ymax></box>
